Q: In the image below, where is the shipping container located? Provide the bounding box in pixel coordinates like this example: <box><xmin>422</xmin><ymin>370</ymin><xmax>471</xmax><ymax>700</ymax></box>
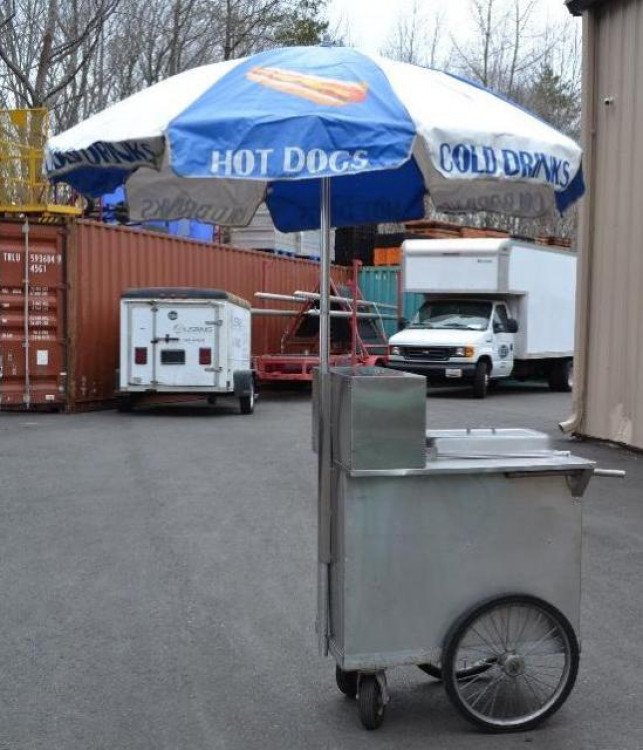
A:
<box><xmin>0</xmin><ymin>222</ymin><xmax>66</xmax><ymax>408</ymax></box>
<box><xmin>358</xmin><ymin>266</ymin><xmax>424</xmax><ymax>338</ymax></box>
<box><xmin>0</xmin><ymin>219</ymin><xmax>351</xmax><ymax>411</ymax></box>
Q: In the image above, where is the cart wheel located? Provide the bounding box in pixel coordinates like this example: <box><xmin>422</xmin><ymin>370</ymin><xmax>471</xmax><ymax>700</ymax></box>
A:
<box><xmin>358</xmin><ymin>675</ymin><xmax>386</xmax><ymax>730</ymax></box>
<box><xmin>442</xmin><ymin>594</ymin><xmax>579</xmax><ymax>733</ymax></box>
<box><xmin>335</xmin><ymin>666</ymin><xmax>358</xmax><ymax>698</ymax></box>
<box><xmin>418</xmin><ymin>663</ymin><xmax>443</xmax><ymax>680</ymax></box>
<box><xmin>239</xmin><ymin>381</ymin><xmax>255</xmax><ymax>414</ymax></box>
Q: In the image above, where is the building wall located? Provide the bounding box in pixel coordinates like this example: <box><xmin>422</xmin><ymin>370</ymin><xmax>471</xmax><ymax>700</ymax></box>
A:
<box><xmin>573</xmin><ymin>0</ymin><xmax>643</xmax><ymax>448</ymax></box>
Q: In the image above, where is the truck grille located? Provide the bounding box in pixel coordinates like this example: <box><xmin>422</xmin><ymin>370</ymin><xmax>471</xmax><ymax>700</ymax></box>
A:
<box><xmin>403</xmin><ymin>346</ymin><xmax>455</xmax><ymax>361</ymax></box>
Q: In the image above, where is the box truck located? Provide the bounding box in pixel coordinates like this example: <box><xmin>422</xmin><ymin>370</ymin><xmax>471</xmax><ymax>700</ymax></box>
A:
<box><xmin>387</xmin><ymin>239</ymin><xmax>576</xmax><ymax>398</ymax></box>
<box><xmin>117</xmin><ymin>287</ymin><xmax>255</xmax><ymax>412</ymax></box>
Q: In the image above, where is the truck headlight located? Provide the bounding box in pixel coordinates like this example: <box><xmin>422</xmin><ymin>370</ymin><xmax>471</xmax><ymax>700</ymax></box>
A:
<box><xmin>389</xmin><ymin>346</ymin><xmax>401</xmax><ymax>356</ymax></box>
<box><xmin>454</xmin><ymin>346</ymin><xmax>475</xmax><ymax>358</ymax></box>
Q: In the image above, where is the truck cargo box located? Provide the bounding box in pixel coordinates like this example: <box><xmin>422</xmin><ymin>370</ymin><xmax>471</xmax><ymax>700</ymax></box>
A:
<box><xmin>402</xmin><ymin>238</ymin><xmax>576</xmax><ymax>360</ymax></box>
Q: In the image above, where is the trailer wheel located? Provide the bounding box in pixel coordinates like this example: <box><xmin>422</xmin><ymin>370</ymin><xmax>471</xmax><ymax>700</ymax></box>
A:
<box><xmin>358</xmin><ymin>675</ymin><xmax>386</xmax><ymax>730</ymax></box>
<box><xmin>116</xmin><ymin>395</ymin><xmax>134</xmax><ymax>413</ymax></box>
<box><xmin>335</xmin><ymin>666</ymin><xmax>358</xmax><ymax>698</ymax></box>
<box><xmin>548</xmin><ymin>360</ymin><xmax>573</xmax><ymax>392</ymax></box>
<box><xmin>472</xmin><ymin>361</ymin><xmax>490</xmax><ymax>399</ymax></box>
<box><xmin>442</xmin><ymin>594</ymin><xmax>579</xmax><ymax>733</ymax></box>
<box><xmin>239</xmin><ymin>381</ymin><xmax>255</xmax><ymax>414</ymax></box>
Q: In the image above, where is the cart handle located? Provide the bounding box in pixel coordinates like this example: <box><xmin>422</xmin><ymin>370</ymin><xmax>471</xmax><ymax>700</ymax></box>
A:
<box><xmin>593</xmin><ymin>468</ymin><xmax>626</xmax><ymax>478</ymax></box>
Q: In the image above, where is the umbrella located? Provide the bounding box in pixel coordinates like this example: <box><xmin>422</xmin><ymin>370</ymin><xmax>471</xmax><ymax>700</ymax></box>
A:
<box><xmin>45</xmin><ymin>45</ymin><xmax>585</xmax><ymax>654</ymax></box>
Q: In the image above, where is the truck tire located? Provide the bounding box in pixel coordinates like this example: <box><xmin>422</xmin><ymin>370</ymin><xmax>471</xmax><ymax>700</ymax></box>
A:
<box><xmin>548</xmin><ymin>359</ymin><xmax>573</xmax><ymax>392</ymax></box>
<box><xmin>472</xmin><ymin>361</ymin><xmax>490</xmax><ymax>399</ymax></box>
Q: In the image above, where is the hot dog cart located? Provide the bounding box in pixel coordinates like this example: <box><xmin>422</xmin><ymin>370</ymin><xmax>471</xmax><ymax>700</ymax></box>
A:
<box><xmin>314</xmin><ymin>366</ymin><xmax>620</xmax><ymax>733</ymax></box>
<box><xmin>43</xmin><ymin>41</ymin><xmax>606</xmax><ymax>738</ymax></box>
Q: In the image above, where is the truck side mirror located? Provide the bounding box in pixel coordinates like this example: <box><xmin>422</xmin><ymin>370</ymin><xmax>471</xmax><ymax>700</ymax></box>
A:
<box><xmin>397</xmin><ymin>317</ymin><xmax>408</xmax><ymax>331</ymax></box>
<box><xmin>507</xmin><ymin>319</ymin><xmax>519</xmax><ymax>333</ymax></box>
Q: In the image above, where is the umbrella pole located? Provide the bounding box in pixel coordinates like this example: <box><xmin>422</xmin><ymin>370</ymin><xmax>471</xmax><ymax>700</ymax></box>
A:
<box><xmin>317</xmin><ymin>176</ymin><xmax>331</xmax><ymax>656</ymax></box>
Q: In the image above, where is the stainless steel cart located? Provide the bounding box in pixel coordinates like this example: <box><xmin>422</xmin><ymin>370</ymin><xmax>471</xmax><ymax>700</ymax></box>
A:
<box><xmin>315</xmin><ymin>367</ymin><xmax>620</xmax><ymax>732</ymax></box>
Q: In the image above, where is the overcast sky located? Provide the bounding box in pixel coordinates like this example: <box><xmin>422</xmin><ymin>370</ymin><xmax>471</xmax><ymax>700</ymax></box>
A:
<box><xmin>328</xmin><ymin>0</ymin><xmax>576</xmax><ymax>55</ymax></box>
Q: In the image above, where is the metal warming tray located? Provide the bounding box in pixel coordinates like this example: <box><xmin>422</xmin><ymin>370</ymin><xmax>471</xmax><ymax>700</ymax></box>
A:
<box><xmin>426</xmin><ymin>428</ymin><xmax>553</xmax><ymax>457</ymax></box>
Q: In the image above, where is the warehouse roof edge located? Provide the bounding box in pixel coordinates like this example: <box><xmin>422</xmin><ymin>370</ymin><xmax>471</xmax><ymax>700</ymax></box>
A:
<box><xmin>566</xmin><ymin>0</ymin><xmax>616</xmax><ymax>16</ymax></box>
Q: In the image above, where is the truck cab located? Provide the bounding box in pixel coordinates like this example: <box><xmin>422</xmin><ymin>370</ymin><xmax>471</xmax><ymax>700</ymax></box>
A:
<box><xmin>387</xmin><ymin>297</ymin><xmax>519</xmax><ymax>398</ymax></box>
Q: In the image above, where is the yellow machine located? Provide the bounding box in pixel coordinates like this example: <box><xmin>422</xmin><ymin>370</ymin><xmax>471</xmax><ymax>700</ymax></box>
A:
<box><xmin>0</xmin><ymin>108</ymin><xmax>81</xmax><ymax>217</ymax></box>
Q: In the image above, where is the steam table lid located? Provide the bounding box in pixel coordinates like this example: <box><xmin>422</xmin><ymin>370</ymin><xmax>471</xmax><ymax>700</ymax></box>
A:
<box><xmin>426</xmin><ymin>428</ymin><xmax>555</xmax><ymax>459</ymax></box>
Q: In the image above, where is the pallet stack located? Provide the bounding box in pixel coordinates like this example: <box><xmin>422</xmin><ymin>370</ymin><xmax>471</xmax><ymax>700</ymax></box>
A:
<box><xmin>373</xmin><ymin>220</ymin><xmax>571</xmax><ymax>265</ymax></box>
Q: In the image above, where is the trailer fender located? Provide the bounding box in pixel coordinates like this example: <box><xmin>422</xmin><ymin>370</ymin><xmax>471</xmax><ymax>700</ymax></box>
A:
<box><xmin>233</xmin><ymin>370</ymin><xmax>254</xmax><ymax>397</ymax></box>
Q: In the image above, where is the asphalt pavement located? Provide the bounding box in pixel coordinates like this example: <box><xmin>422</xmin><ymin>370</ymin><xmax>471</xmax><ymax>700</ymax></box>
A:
<box><xmin>1</xmin><ymin>382</ymin><xmax>641</xmax><ymax>750</ymax></box>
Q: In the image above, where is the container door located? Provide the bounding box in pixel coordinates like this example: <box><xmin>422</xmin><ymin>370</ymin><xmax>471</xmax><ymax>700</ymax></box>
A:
<box><xmin>153</xmin><ymin>302</ymin><xmax>220</xmax><ymax>388</ymax></box>
<box><xmin>0</xmin><ymin>225</ymin><xmax>66</xmax><ymax>409</ymax></box>
<box><xmin>126</xmin><ymin>302</ymin><xmax>155</xmax><ymax>386</ymax></box>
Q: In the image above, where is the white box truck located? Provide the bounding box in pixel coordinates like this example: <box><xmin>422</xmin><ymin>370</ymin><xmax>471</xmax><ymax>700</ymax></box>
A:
<box><xmin>117</xmin><ymin>287</ymin><xmax>255</xmax><ymax>413</ymax></box>
<box><xmin>387</xmin><ymin>238</ymin><xmax>576</xmax><ymax>398</ymax></box>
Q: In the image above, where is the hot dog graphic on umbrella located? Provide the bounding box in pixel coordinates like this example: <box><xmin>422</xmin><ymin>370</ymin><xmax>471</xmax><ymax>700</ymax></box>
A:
<box><xmin>247</xmin><ymin>66</ymin><xmax>369</xmax><ymax>106</ymax></box>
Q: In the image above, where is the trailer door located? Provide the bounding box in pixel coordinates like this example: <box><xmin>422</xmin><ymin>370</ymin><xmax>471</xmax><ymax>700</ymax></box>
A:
<box><xmin>153</xmin><ymin>302</ymin><xmax>221</xmax><ymax>388</ymax></box>
<box><xmin>126</xmin><ymin>302</ymin><xmax>155</xmax><ymax>386</ymax></box>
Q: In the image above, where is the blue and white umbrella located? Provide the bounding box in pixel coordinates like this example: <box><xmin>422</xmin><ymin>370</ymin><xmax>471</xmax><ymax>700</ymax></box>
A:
<box><xmin>45</xmin><ymin>46</ymin><xmax>583</xmax><ymax>229</ymax></box>
<box><xmin>45</xmin><ymin>46</ymin><xmax>585</xmax><ymax>656</ymax></box>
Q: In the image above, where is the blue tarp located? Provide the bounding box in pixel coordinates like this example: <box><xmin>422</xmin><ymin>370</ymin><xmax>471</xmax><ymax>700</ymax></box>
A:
<box><xmin>100</xmin><ymin>187</ymin><xmax>214</xmax><ymax>241</ymax></box>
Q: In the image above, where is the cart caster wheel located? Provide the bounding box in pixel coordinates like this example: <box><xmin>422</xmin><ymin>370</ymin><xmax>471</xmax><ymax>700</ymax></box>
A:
<box><xmin>335</xmin><ymin>666</ymin><xmax>357</xmax><ymax>698</ymax></box>
<box><xmin>358</xmin><ymin>675</ymin><xmax>386</xmax><ymax>730</ymax></box>
<box><xmin>442</xmin><ymin>594</ymin><xmax>579</xmax><ymax>733</ymax></box>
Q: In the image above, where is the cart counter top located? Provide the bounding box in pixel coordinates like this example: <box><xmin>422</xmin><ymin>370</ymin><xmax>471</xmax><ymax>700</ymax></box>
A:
<box><xmin>347</xmin><ymin>452</ymin><xmax>594</xmax><ymax>478</ymax></box>
<box><xmin>343</xmin><ymin>428</ymin><xmax>595</xmax><ymax>496</ymax></box>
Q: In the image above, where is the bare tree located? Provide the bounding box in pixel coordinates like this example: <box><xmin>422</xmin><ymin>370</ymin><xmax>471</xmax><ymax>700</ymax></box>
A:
<box><xmin>382</xmin><ymin>1</ymin><xmax>444</xmax><ymax>68</ymax></box>
<box><xmin>451</xmin><ymin>0</ymin><xmax>559</xmax><ymax>96</ymax></box>
<box><xmin>106</xmin><ymin>0</ymin><xmax>215</xmax><ymax>99</ymax></box>
<box><xmin>0</xmin><ymin>0</ymin><xmax>329</xmax><ymax>129</ymax></box>
<box><xmin>0</xmin><ymin>0</ymin><xmax>121</xmax><ymax>116</ymax></box>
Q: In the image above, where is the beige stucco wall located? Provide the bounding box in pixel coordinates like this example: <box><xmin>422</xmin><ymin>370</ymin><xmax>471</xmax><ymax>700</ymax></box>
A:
<box><xmin>572</xmin><ymin>0</ymin><xmax>643</xmax><ymax>449</ymax></box>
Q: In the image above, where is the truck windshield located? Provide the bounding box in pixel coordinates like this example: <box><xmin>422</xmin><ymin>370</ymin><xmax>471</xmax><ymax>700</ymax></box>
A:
<box><xmin>410</xmin><ymin>301</ymin><xmax>492</xmax><ymax>331</ymax></box>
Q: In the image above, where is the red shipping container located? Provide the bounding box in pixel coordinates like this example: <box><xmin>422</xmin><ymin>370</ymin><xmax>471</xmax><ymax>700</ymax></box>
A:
<box><xmin>0</xmin><ymin>219</ymin><xmax>350</xmax><ymax>411</ymax></box>
<box><xmin>0</xmin><ymin>222</ymin><xmax>66</xmax><ymax>408</ymax></box>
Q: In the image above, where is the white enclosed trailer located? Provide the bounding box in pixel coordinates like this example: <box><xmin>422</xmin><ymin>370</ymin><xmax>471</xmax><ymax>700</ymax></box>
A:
<box><xmin>118</xmin><ymin>287</ymin><xmax>255</xmax><ymax>413</ymax></box>
<box><xmin>387</xmin><ymin>238</ymin><xmax>576</xmax><ymax>397</ymax></box>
